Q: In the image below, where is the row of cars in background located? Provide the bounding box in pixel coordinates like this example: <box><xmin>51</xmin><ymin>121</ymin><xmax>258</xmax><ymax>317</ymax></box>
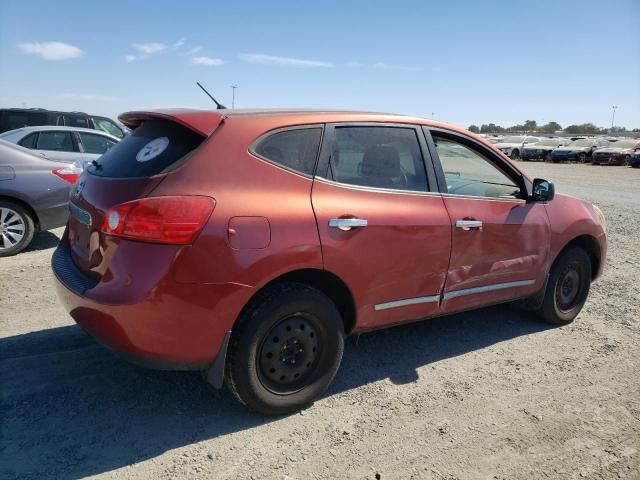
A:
<box><xmin>485</xmin><ymin>134</ymin><xmax>640</xmax><ymax>166</ymax></box>
<box><xmin>0</xmin><ymin>110</ymin><xmax>123</xmax><ymax>256</ymax></box>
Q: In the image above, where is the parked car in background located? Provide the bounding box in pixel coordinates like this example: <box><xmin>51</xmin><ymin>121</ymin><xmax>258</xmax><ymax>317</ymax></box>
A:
<box><xmin>52</xmin><ymin>109</ymin><xmax>607</xmax><ymax>415</ymax></box>
<box><xmin>0</xmin><ymin>108</ymin><xmax>129</xmax><ymax>139</ymax></box>
<box><xmin>494</xmin><ymin>136</ymin><xmax>540</xmax><ymax>159</ymax></box>
<box><xmin>591</xmin><ymin>139</ymin><xmax>640</xmax><ymax>166</ymax></box>
<box><xmin>551</xmin><ymin>138</ymin><xmax>610</xmax><ymax>163</ymax></box>
<box><xmin>0</xmin><ymin>140</ymin><xmax>79</xmax><ymax>256</ymax></box>
<box><xmin>521</xmin><ymin>138</ymin><xmax>571</xmax><ymax>162</ymax></box>
<box><xmin>628</xmin><ymin>149</ymin><xmax>640</xmax><ymax>168</ymax></box>
<box><xmin>0</xmin><ymin>126</ymin><xmax>119</xmax><ymax>167</ymax></box>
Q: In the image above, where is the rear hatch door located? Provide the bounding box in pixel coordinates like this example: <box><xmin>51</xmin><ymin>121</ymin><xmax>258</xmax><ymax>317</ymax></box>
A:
<box><xmin>67</xmin><ymin>111</ymin><xmax>223</xmax><ymax>279</ymax></box>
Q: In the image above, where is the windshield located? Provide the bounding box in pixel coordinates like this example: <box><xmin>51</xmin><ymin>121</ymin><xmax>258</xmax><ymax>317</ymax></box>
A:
<box><xmin>569</xmin><ymin>139</ymin><xmax>593</xmax><ymax>147</ymax></box>
<box><xmin>535</xmin><ymin>139</ymin><xmax>561</xmax><ymax>146</ymax></box>
<box><xmin>502</xmin><ymin>136</ymin><xmax>524</xmax><ymax>143</ymax></box>
<box><xmin>608</xmin><ymin>140</ymin><xmax>636</xmax><ymax>149</ymax></box>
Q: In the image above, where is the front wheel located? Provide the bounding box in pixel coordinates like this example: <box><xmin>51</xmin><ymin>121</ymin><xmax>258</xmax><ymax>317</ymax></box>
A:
<box><xmin>224</xmin><ymin>282</ymin><xmax>344</xmax><ymax>415</ymax></box>
<box><xmin>0</xmin><ymin>201</ymin><xmax>35</xmax><ymax>257</ymax></box>
<box><xmin>510</xmin><ymin>149</ymin><xmax>520</xmax><ymax>160</ymax></box>
<box><xmin>545</xmin><ymin>151</ymin><xmax>553</xmax><ymax>162</ymax></box>
<box><xmin>536</xmin><ymin>247</ymin><xmax>592</xmax><ymax>325</ymax></box>
<box><xmin>577</xmin><ymin>152</ymin><xmax>586</xmax><ymax>163</ymax></box>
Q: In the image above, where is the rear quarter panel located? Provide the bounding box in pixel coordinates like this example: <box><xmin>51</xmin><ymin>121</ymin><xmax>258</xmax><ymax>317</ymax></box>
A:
<box><xmin>151</xmin><ymin>116</ymin><xmax>325</xmax><ymax>289</ymax></box>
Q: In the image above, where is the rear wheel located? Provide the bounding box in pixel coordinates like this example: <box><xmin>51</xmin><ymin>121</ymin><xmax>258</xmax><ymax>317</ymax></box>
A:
<box><xmin>545</xmin><ymin>151</ymin><xmax>553</xmax><ymax>162</ymax></box>
<box><xmin>224</xmin><ymin>282</ymin><xmax>344</xmax><ymax>415</ymax></box>
<box><xmin>536</xmin><ymin>246</ymin><xmax>591</xmax><ymax>325</ymax></box>
<box><xmin>577</xmin><ymin>152</ymin><xmax>586</xmax><ymax>163</ymax></box>
<box><xmin>510</xmin><ymin>149</ymin><xmax>520</xmax><ymax>160</ymax></box>
<box><xmin>0</xmin><ymin>201</ymin><xmax>35</xmax><ymax>257</ymax></box>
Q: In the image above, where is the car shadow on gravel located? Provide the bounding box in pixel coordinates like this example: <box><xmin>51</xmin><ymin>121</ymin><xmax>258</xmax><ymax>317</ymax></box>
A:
<box><xmin>24</xmin><ymin>230</ymin><xmax>60</xmax><ymax>252</ymax></box>
<box><xmin>0</xmin><ymin>305</ymin><xmax>551</xmax><ymax>479</ymax></box>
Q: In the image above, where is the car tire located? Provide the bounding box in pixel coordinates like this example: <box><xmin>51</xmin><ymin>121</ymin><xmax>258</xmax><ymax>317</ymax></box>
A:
<box><xmin>577</xmin><ymin>152</ymin><xmax>586</xmax><ymax>163</ymax></box>
<box><xmin>545</xmin><ymin>152</ymin><xmax>553</xmax><ymax>162</ymax></box>
<box><xmin>0</xmin><ymin>200</ymin><xmax>35</xmax><ymax>257</ymax></box>
<box><xmin>624</xmin><ymin>155</ymin><xmax>631</xmax><ymax>166</ymax></box>
<box><xmin>225</xmin><ymin>282</ymin><xmax>344</xmax><ymax>415</ymax></box>
<box><xmin>535</xmin><ymin>246</ymin><xmax>591</xmax><ymax>326</ymax></box>
<box><xmin>510</xmin><ymin>149</ymin><xmax>520</xmax><ymax>160</ymax></box>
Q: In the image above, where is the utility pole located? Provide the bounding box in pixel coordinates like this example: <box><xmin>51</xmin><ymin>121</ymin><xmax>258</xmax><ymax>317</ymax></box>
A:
<box><xmin>231</xmin><ymin>85</ymin><xmax>238</xmax><ymax>109</ymax></box>
<box><xmin>611</xmin><ymin>105</ymin><xmax>618</xmax><ymax>131</ymax></box>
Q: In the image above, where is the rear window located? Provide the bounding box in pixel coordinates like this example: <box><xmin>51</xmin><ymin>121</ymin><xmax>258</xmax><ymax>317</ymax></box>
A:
<box><xmin>87</xmin><ymin>120</ymin><xmax>204</xmax><ymax>178</ymax></box>
<box><xmin>252</xmin><ymin>127</ymin><xmax>322</xmax><ymax>176</ymax></box>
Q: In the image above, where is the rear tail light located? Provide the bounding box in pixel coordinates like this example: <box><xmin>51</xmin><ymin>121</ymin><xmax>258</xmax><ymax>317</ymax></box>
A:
<box><xmin>52</xmin><ymin>164</ymin><xmax>83</xmax><ymax>184</ymax></box>
<box><xmin>102</xmin><ymin>196</ymin><xmax>215</xmax><ymax>245</ymax></box>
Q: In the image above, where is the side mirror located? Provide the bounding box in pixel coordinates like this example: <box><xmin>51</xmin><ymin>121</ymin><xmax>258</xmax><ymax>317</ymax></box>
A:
<box><xmin>531</xmin><ymin>178</ymin><xmax>555</xmax><ymax>202</ymax></box>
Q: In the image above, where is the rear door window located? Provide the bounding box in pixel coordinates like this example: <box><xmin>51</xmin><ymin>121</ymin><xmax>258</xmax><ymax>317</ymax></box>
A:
<box><xmin>87</xmin><ymin>120</ymin><xmax>204</xmax><ymax>178</ymax></box>
<box><xmin>328</xmin><ymin>126</ymin><xmax>428</xmax><ymax>192</ymax></box>
<box><xmin>36</xmin><ymin>131</ymin><xmax>75</xmax><ymax>151</ymax></box>
<box><xmin>77</xmin><ymin>132</ymin><xmax>117</xmax><ymax>154</ymax></box>
<box><xmin>252</xmin><ymin>127</ymin><xmax>322</xmax><ymax>176</ymax></box>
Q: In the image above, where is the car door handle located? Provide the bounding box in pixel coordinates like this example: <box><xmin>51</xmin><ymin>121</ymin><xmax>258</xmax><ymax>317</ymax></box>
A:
<box><xmin>456</xmin><ymin>219</ymin><xmax>483</xmax><ymax>230</ymax></box>
<box><xmin>329</xmin><ymin>218</ymin><xmax>368</xmax><ymax>231</ymax></box>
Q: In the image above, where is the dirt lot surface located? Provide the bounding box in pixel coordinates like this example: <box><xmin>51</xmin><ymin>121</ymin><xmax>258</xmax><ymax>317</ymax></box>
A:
<box><xmin>1</xmin><ymin>162</ymin><xmax>639</xmax><ymax>480</ymax></box>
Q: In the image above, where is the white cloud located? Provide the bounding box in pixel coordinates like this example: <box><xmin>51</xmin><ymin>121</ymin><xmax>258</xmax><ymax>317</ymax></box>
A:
<box><xmin>187</xmin><ymin>46</ymin><xmax>203</xmax><ymax>55</ymax></box>
<box><xmin>125</xmin><ymin>54</ymin><xmax>138</xmax><ymax>63</ymax></box>
<box><xmin>60</xmin><ymin>93</ymin><xmax>117</xmax><ymax>102</ymax></box>
<box><xmin>191</xmin><ymin>56</ymin><xmax>224</xmax><ymax>67</ymax></box>
<box><xmin>173</xmin><ymin>37</ymin><xmax>185</xmax><ymax>49</ymax></box>
<box><xmin>132</xmin><ymin>42</ymin><xmax>166</xmax><ymax>54</ymax></box>
<box><xmin>18</xmin><ymin>41</ymin><xmax>84</xmax><ymax>61</ymax></box>
<box><xmin>238</xmin><ymin>53</ymin><xmax>333</xmax><ymax>68</ymax></box>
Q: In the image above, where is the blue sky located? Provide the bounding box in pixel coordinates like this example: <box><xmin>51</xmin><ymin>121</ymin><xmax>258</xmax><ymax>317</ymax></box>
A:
<box><xmin>1</xmin><ymin>0</ymin><xmax>639</xmax><ymax>129</ymax></box>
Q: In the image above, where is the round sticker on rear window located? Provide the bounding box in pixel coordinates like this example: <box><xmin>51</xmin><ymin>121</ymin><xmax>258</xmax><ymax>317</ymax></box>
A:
<box><xmin>136</xmin><ymin>137</ymin><xmax>169</xmax><ymax>162</ymax></box>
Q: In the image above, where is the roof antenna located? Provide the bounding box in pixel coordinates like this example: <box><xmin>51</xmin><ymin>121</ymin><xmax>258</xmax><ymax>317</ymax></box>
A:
<box><xmin>196</xmin><ymin>81</ymin><xmax>226</xmax><ymax>109</ymax></box>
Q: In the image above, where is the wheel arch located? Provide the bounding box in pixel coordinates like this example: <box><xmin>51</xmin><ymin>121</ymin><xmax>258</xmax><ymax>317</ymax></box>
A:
<box><xmin>556</xmin><ymin>234</ymin><xmax>601</xmax><ymax>280</ymax></box>
<box><xmin>0</xmin><ymin>195</ymin><xmax>40</xmax><ymax>231</ymax></box>
<box><xmin>234</xmin><ymin>268</ymin><xmax>357</xmax><ymax>336</ymax></box>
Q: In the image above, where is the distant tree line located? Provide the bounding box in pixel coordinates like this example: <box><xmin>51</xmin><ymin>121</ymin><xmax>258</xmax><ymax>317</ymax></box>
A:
<box><xmin>467</xmin><ymin>120</ymin><xmax>640</xmax><ymax>135</ymax></box>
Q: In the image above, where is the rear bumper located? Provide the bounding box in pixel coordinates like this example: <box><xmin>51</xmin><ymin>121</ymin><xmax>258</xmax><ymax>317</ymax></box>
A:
<box><xmin>52</xmin><ymin>241</ymin><xmax>252</xmax><ymax>369</ymax></box>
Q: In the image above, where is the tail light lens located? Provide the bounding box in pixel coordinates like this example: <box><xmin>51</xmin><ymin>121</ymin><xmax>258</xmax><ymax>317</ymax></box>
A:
<box><xmin>102</xmin><ymin>196</ymin><xmax>215</xmax><ymax>245</ymax></box>
<box><xmin>52</xmin><ymin>164</ymin><xmax>83</xmax><ymax>184</ymax></box>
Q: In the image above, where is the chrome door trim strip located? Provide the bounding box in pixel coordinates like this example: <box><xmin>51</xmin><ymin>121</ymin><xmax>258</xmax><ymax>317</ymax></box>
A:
<box><xmin>374</xmin><ymin>295</ymin><xmax>440</xmax><ymax>311</ymax></box>
<box><xmin>443</xmin><ymin>279</ymin><xmax>535</xmax><ymax>300</ymax></box>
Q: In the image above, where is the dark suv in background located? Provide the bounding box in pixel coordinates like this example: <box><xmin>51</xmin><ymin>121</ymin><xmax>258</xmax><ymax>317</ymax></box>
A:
<box><xmin>0</xmin><ymin>108</ymin><xmax>128</xmax><ymax>139</ymax></box>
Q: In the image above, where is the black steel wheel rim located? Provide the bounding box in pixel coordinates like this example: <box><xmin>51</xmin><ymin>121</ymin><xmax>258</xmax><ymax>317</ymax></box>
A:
<box><xmin>257</xmin><ymin>313</ymin><xmax>323</xmax><ymax>394</ymax></box>
<box><xmin>555</xmin><ymin>265</ymin><xmax>582</xmax><ymax>312</ymax></box>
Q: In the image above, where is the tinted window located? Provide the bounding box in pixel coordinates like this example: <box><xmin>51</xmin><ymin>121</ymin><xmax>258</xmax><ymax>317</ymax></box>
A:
<box><xmin>18</xmin><ymin>133</ymin><xmax>38</xmax><ymax>149</ymax></box>
<box><xmin>93</xmin><ymin>117</ymin><xmax>125</xmax><ymax>138</ymax></box>
<box><xmin>329</xmin><ymin>126</ymin><xmax>427</xmax><ymax>192</ymax></box>
<box><xmin>254</xmin><ymin>128</ymin><xmax>322</xmax><ymax>176</ymax></box>
<box><xmin>36</xmin><ymin>131</ymin><xmax>74</xmax><ymax>151</ymax></box>
<box><xmin>88</xmin><ymin>120</ymin><xmax>204</xmax><ymax>178</ymax></box>
<box><xmin>65</xmin><ymin>115</ymin><xmax>91</xmax><ymax>128</ymax></box>
<box><xmin>78</xmin><ymin>132</ymin><xmax>117</xmax><ymax>154</ymax></box>
<box><xmin>434</xmin><ymin>136</ymin><xmax>521</xmax><ymax>199</ymax></box>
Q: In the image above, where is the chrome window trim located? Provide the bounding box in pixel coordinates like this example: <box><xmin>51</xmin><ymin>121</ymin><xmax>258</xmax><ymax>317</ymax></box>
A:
<box><xmin>314</xmin><ymin>176</ymin><xmax>441</xmax><ymax>198</ymax></box>
<box><xmin>375</xmin><ymin>295</ymin><xmax>440</xmax><ymax>311</ymax></box>
<box><xmin>443</xmin><ymin>279</ymin><xmax>535</xmax><ymax>300</ymax></box>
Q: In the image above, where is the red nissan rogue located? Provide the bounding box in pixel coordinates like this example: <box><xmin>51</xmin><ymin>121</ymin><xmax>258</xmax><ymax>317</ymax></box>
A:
<box><xmin>53</xmin><ymin>109</ymin><xmax>607</xmax><ymax>414</ymax></box>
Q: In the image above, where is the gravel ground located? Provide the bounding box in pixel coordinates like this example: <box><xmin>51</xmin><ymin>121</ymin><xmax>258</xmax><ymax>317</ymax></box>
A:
<box><xmin>1</xmin><ymin>162</ymin><xmax>639</xmax><ymax>480</ymax></box>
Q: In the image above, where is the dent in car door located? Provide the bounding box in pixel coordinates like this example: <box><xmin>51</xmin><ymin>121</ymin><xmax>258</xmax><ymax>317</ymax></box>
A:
<box><xmin>427</xmin><ymin>130</ymin><xmax>550</xmax><ymax>313</ymax></box>
<box><xmin>311</xmin><ymin>123</ymin><xmax>452</xmax><ymax>330</ymax></box>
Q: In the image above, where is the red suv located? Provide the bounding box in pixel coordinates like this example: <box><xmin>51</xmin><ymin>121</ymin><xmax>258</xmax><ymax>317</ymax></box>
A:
<box><xmin>53</xmin><ymin>109</ymin><xmax>607</xmax><ymax>414</ymax></box>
